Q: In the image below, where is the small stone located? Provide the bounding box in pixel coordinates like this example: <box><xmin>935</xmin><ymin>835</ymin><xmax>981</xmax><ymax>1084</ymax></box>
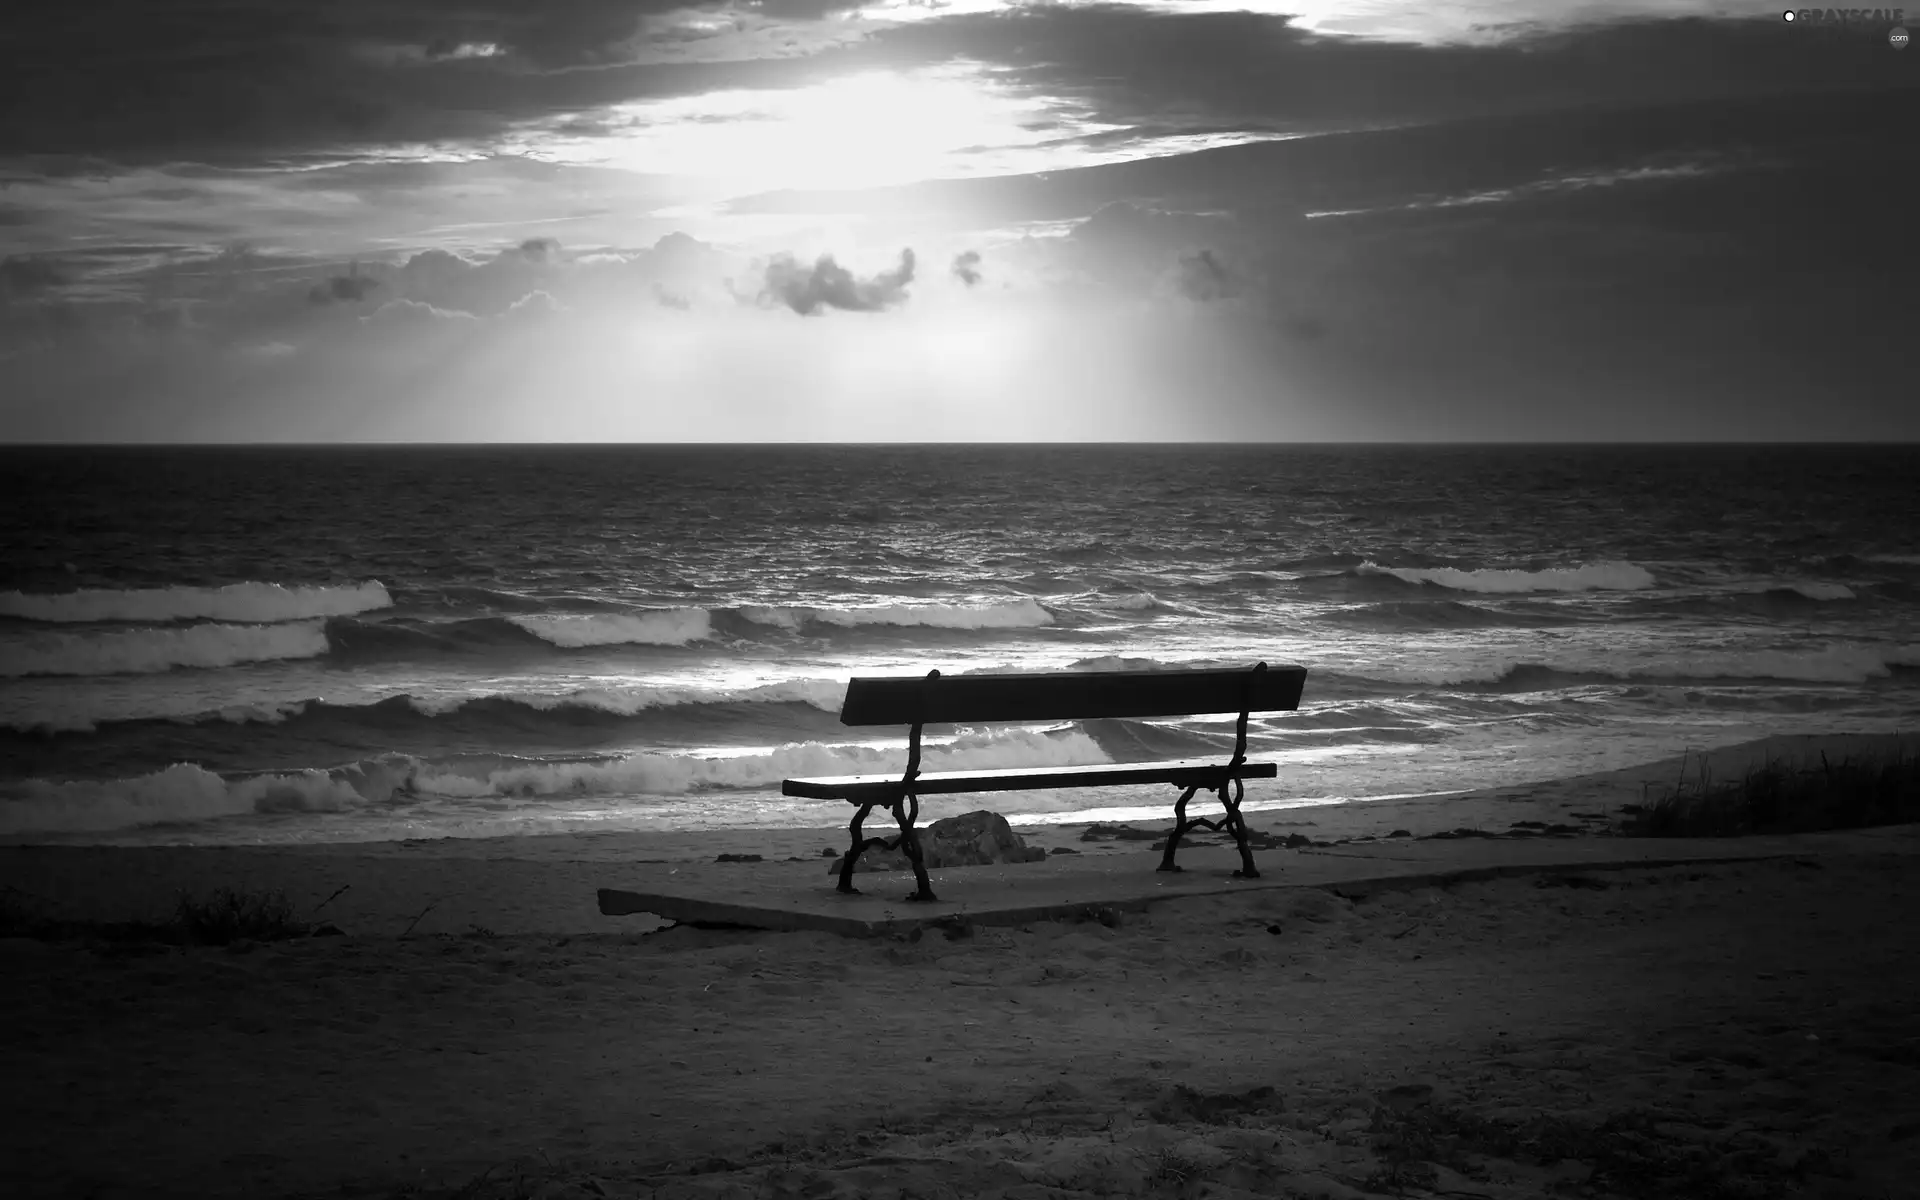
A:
<box><xmin>714</xmin><ymin>853</ymin><xmax>763</xmax><ymax>863</ymax></box>
<box><xmin>837</xmin><ymin>810</ymin><xmax>1047</xmax><ymax>873</ymax></box>
<box><xmin>1048</xmin><ymin>846</ymin><xmax>1080</xmax><ymax>855</ymax></box>
<box><xmin>1080</xmin><ymin>822</ymin><xmax>1164</xmax><ymax>842</ymax></box>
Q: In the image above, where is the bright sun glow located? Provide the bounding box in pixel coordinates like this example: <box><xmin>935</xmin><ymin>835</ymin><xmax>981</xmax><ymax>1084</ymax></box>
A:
<box><xmin>522</xmin><ymin>67</ymin><xmax>1125</xmax><ymax>193</ymax></box>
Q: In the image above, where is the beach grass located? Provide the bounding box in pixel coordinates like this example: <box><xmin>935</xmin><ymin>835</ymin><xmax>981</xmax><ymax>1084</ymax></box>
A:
<box><xmin>1621</xmin><ymin>750</ymin><xmax>1920</xmax><ymax>838</ymax></box>
<box><xmin>0</xmin><ymin>884</ymin><xmax>320</xmax><ymax>946</ymax></box>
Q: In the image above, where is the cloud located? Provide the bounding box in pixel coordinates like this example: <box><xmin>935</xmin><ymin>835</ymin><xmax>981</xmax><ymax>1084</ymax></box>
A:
<box><xmin>854</xmin><ymin>10</ymin><xmax>1913</xmax><ymax>137</ymax></box>
<box><xmin>1</xmin><ymin>256</ymin><xmax>67</xmax><ymax>302</ymax></box>
<box><xmin>502</xmin><ymin>289</ymin><xmax>564</xmax><ymax>321</ymax></box>
<box><xmin>308</xmin><ymin>272</ymin><xmax>383</xmax><ymax>305</ymax></box>
<box><xmin>1174</xmin><ymin>249</ymin><xmax>1242</xmax><ymax>303</ymax></box>
<box><xmin>951</xmin><ymin>250</ymin><xmax>982</xmax><ymax>287</ymax></box>
<box><xmin>512</xmin><ymin>238</ymin><xmax>563</xmax><ymax>264</ymax></box>
<box><xmin>0</xmin><ymin>0</ymin><xmax>824</xmax><ymax>165</ymax></box>
<box><xmin>760</xmin><ymin>248</ymin><xmax>917</xmax><ymax>314</ymax></box>
<box><xmin>359</xmin><ymin>297</ymin><xmax>481</xmax><ymax>329</ymax></box>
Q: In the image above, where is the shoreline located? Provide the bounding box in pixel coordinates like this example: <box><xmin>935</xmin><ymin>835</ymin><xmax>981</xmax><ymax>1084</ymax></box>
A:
<box><xmin>3</xmin><ymin>730</ymin><xmax>1915</xmax><ymax>941</ymax></box>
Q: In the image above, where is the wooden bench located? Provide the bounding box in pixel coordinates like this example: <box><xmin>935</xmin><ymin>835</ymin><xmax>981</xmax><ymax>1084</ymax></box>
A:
<box><xmin>781</xmin><ymin>662</ymin><xmax>1307</xmax><ymax>903</ymax></box>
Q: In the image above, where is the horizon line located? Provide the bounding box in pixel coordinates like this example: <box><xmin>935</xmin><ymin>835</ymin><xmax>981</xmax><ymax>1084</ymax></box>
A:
<box><xmin>2</xmin><ymin>440</ymin><xmax>1917</xmax><ymax>451</ymax></box>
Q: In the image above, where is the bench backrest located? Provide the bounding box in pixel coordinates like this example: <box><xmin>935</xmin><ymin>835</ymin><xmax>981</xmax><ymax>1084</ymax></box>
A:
<box><xmin>838</xmin><ymin>664</ymin><xmax>1306</xmax><ymax>727</ymax></box>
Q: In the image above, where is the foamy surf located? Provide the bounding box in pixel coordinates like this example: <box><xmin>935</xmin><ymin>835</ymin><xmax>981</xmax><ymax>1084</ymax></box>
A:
<box><xmin>0</xmin><ymin>620</ymin><xmax>331</xmax><ymax>677</ymax></box>
<box><xmin>1358</xmin><ymin>560</ymin><xmax>1658</xmax><ymax>593</ymax></box>
<box><xmin>0</xmin><ymin>580</ymin><xmax>392</xmax><ymax>624</ymax></box>
<box><xmin>740</xmin><ymin>598</ymin><xmax>1054</xmax><ymax>631</ymax></box>
<box><xmin>508</xmin><ymin>609</ymin><xmax>714</xmax><ymax>647</ymax></box>
<box><xmin>0</xmin><ymin>762</ymin><xmax>371</xmax><ymax>835</ymax></box>
<box><xmin>1330</xmin><ymin>642</ymin><xmax>1920</xmax><ymax>689</ymax></box>
<box><xmin>0</xmin><ymin>727</ymin><xmax>1113</xmax><ymax>835</ymax></box>
<box><xmin>417</xmin><ymin>727</ymin><xmax>1108</xmax><ymax>801</ymax></box>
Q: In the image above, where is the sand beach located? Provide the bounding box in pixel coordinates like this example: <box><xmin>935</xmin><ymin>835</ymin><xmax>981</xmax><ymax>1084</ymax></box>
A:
<box><xmin>3</xmin><ymin>732</ymin><xmax>1918</xmax><ymax>1199</ymax></box>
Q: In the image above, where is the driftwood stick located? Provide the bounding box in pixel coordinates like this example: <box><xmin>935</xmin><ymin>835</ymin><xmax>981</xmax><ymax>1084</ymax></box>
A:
<box><xmin>312</xmin><ymin>884</ymin><xmax>350</xmax><ymax>914</ymax></box>
<box><xmin>400</xmin><ymin>901</ymin><xmax>438</xmax><ymax>938</ymax></box>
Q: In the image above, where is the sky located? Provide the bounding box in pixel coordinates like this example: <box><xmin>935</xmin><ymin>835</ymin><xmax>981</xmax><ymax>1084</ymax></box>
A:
<box><xmin>0</xmin><ymin>1</ymin><xmax>1912</xmax><ymax>442</ymax></box>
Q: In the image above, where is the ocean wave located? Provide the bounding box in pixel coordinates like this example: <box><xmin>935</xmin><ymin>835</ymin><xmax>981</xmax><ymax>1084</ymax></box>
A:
<box><xmin>0</xmin><ymin>727</ymin><xmax>1112</xmax><ymax>834</ymax></box>
<box><xmin>0</xmin><ymin>581</ymin><xmax>391</xmax><ymax>624</ymax></box>
<box><xmin>2</xmin><ymin>679</ymin><xmax>852</xmax><ymax>743</ymax></box>
<box><xmin>1324</xmin><ymin>643</ymin><xmax>1920</xmax><ymax>690</ymax></box>
<box><xmin>0</xmin><ymin>620</ymin><xmax>330</xmax><ymax>678</ymax></box>
<box><xmin>0</xmin><ymin>761</ymin><xmax>380</xmax><ymax>835</ymax></box>
<box><xmin>508</xmin><ymin>609</ymin><xmax>714</xmax><ymax>647</ymax></box>
<box><xmin>740</xmin><ymin>598</ymin><xmax>1055</xmax><ymax>631</ymax></box>
<box><xmin>1079</xmin><ymin>716</ymin><xmax>1230</xmax><ymax>759</ymax></box>
<box><xmin>385</xmin><ymin>584</ymin><xmax>572</xmax><ymax>615</ymax></box>
<box><xmin>1317</xmin><ymin>600</ymin><xmax>1581</xmax><ymax>630</ymax></box>
<box><xmin>418</xmin><ymin>726</ymin><xmax>1106</xmax><ymax>800</ymax></box>
<box><xmin>1358</xmin><ymin>560</ymin><xmax>1657</xmax><ymax>594</ymax></box>
<box><xmin>1625</xmin><ymin>584</ymin><xmax>1864</xmax><ymax>619</ymax></box>
<box><xmin>1779</xmin><ymin>582</ymin><xmax>1856</xmax><ymax>601</ymax></box>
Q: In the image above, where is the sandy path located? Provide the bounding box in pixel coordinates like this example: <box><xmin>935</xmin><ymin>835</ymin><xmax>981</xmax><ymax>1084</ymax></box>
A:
<box><xmin>4</xmin><ymin>845</ymin><xmax>1917</xmax><ymax>1200</ymax></box>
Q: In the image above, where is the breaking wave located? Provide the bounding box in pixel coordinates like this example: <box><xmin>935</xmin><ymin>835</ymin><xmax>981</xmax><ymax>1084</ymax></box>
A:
<box><xmin>0</xmin><ymin>620</ymin><xmax>330</xmax><ymax>677</ymax></box>
<box><xmin>0</xmin><ymin>726</ymin><xmax>1112</xmax><ymax>835</ymax></box>
<box><xmin>1357</xmin><ymin>561</ymin><xmax>1657</xmax><ymax>594</ymax></box>
<box><xmin>739</xmin><ymin>598</ymin><xmax>1055</xmax><ymax>631</ymax></box>
<box><xmin>1318</xmin><ymin>600</ymin><xmax>1582</xmax><ymax>630</ymax></box>
<box><xmin>2</xmin><ymin>679</ymin><xmax>851</xmax><ymax>738</ymax></box>
<box><xmin>509</xmin><ymin>609</ymin><xmax>714</xmax><ymax>647</ymax></box>
<box><xmin>1780</xmin><ymin>582</ymin><xmax>1856</xmax><ymax>601</ymax></box>
<box><xmin>0</xmin><ymin>581</ymin><xmax>392</xmax><ymax>624</ymax></box>
<box><xmin>1323</xmin><ymin>643</ymin><xmax>1920</xmax><ymax>691</ymax></box>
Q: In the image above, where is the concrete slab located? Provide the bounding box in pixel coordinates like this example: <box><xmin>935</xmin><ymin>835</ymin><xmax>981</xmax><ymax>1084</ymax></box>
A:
<box><xmin>597</xmin><ymin>825</ymin><xmax>1920</xmax><ymax>938</ymax></box>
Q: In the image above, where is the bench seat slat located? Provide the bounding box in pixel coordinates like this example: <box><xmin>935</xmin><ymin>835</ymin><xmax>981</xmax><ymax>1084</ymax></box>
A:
<box><xmin>781</xmin><ymin>757</ymin><xmax>1278</xmax><ymax>801</ymax></box>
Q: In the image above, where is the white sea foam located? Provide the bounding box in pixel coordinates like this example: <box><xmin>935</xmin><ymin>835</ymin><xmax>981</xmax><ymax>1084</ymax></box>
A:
<box><xmin>0</xmin><ymin>620</ymin><xmax>331</xmax><ymax>677</ymax></box>
<box><xmin>1361</xmin><ymin>561</ymin><xmax>1657</xmax><ymax>593</ymax></box>
<box><xmin>741</xmin><ymin>598</ymin><xmax>1055</xmax><ymax>630</ymax></box>
<box><xmin>508</xmin><ymin>609</ymin><xmax>713</xmax><ymax>647</ymax></box>
<box><xmin>1354</xmin><ymin>643</ymin><xmax>1920</xmax><ymax>688</ymax></box>
<box><xmin>0</xmin><ymin>763</ymin><xmax>373</xmax><ymax>835</ymax></box>
<box><xmin>0</xmin><ymin>678</ymin><xmax>852</xmax><ymax>732</ymax></box>
<box><xmin>1784</xmin><ymin>582</ymin><xmax>1856</xmax><ymax>601</ymax></box>
<box><xmin>411</xmin><ymin>727</ymin><xmax>1109</xmax><ymax>799</ymax></box>
<box><xmin>0</xmin><ymin>580</ymin><xmax>391</xmax><ymax>624</ymax></box>
<box><xmin>405</xmin><ymin>677</ymin><xmax>848</xmax><ymax>717</ymax></box>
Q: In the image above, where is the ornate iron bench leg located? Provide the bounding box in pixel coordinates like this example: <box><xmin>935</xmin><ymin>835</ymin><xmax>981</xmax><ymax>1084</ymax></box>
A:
<box><xmin>837</xmin><ymin>802</ymin><xmax>877</xmax><ymax>895</ymax></box>
<box><xmin>1220</xmin><ymin>777</ymin><xmax>1260</xmax><ymax>879</ymax></box>
<box><xmin>893</xmin><ymin>790</ymin><xmax>938</xmax><ymax>903</ymax></box>
<box><xmin>1156</xmin><ymin>783</ymin><xmax>1203</xmax><ymax>873</ymax></box>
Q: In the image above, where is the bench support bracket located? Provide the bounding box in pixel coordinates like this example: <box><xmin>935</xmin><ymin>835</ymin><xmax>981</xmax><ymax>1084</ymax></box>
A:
<box><xmin>834</xmin><ymin>672</ymin><xmax>939</xmax><ymax>903</ymax></box>
<box><xmin>1156</xmin><ymin>662</ymin><xmax>1265</xmax><ymax>879</ymax></box>
<box><xmin>1155</xmin><ymin>776</ymin><xmax>1260</xmax><ymax>878</ymax></box>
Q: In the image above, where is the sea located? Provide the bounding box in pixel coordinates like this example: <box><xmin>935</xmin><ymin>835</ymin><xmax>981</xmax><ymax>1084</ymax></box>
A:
<box><xmin>2</xmin><ymin>444</ymin><xmax>1916</xmax><ymax>846</ymax></box>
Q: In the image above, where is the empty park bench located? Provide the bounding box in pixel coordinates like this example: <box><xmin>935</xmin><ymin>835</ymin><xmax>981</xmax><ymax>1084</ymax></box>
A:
<box><xmin>781</xmin><ymin>662</ymin><xmax>1308</xmax><ymax>903</ymax></box>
